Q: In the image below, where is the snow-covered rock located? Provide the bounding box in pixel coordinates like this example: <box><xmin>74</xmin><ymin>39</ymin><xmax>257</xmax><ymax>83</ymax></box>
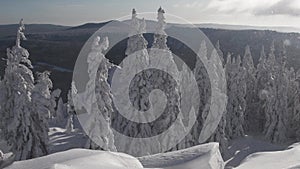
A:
<box><xmin>139</xmin><ymin>143</ymin><xmax>224</xmax><ymax>169</ymax></box>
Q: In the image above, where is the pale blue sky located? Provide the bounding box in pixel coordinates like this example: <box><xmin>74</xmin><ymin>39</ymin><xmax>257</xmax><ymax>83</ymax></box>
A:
<box><xmin>1</xmin><ymin>0</ymin><xmax>300</xmax><ymax>27</ymax></box>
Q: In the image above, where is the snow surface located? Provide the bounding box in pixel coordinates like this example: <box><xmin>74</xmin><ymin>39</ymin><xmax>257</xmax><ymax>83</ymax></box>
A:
<box><xmin>139</xmin><ymin>143</ymin><xmax>224</xmax><ymax>169</ymax></box>
<box><xmin>6</xmin><ymin>149</ymin><xmax>143</xmax><ymax>169</ymax></box>
<box><xmin>235</xmin><ymin>142</ymin><xmax>300</xmax><ymax>169</ymax></box>
<box><xmin>224</xmin><ymin>135</ymin><xmax>286</xmax><ymax>168</ymax></box>
<box><xmin>4</xmin><ymin>143</ymin><xmax>224</xmax><ymax>169</ymax></box>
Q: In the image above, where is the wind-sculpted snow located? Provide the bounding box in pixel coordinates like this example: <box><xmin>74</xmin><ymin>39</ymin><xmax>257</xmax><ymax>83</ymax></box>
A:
<box><xmin>5</xmin><ymin>149</ymin><xmax>143</xmax><ymax>169</ymax></box>
<box><xmin>236</xmin><ymin>143</ymin><xmax>300</xmax><ymax>169</ymax></box>
<box><xmin>139</xmin><ymin>143</ymin><xmax>224</xmax><ymax>169</ymax></box>
<box><xmin>5</xmin><ymin>144</ymin><xmax>224</xmax><ymax>169</ymax></box>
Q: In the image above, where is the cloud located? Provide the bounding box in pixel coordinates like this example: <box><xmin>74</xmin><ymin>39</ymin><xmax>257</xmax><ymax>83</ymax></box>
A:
<box><xmin>205</xmin><ymin>0</ymin><xmax>300</xmax><ymax>16</ymax></box>
<box><xmin>254</xmin><ymin>0</ymin><xmax>300</xmax><ymax>16</ymax></box>
<box><xmin>173</xmin><ymin>1</ymin><xmax>203</xmax><ymax>8</ymax></box>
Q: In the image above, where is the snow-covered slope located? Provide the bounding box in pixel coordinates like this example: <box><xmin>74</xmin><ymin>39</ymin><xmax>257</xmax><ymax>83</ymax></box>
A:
<box><xmin>138</xmin><ymin>143</ymin><xmax>224</xmax><ymax>169</ymax></box>
<box><xmin>235</xmin><ymin>143</ymin><xmax>300</xmax><ymax>169</ymax></box>
<box><xmin>5</xmin><ymin>149</ymin><xmax>143</xmax><ymax>169</ymax></box>
<box><xmin>4</xmin><ymin>143</ymin><xmax>224</xmax><ymax>169</ymax></box>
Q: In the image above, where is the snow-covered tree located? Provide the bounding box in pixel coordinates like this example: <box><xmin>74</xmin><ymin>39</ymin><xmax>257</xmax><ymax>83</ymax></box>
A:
<box><xmin>112</xmin><ymin>7</ymin><xmax>187</xmax><ymax>156</ymax></box>
<box><xmin>0</xmin><ymin>19</ymin><xmax>50</xmax><ymax>160</ymax></box>
<box><xmin>225</xmin><ymin>54</ymin><xmax>246</xmax><ymax>139</ymax></box>
<box><xmin>81</xmin><ymin>35</ymin><xmax>116</xmax><ymax>151</ymax></box>
<box><xmin>111</xmin><ymin>9</ymin><xmax>152</xmax><ymax>155</ymax></box>
<box><xmin>255</xmin><ymin>46</ymin><xmax>269</xmax><ymax>132</ymax></box>
<box><xmin>242</xmin><ymin>46</ymin><xmax>258</xmax><ymax>133</ymax></box>
<box><xmin>179</xmin><ymin>41</ymin><xmax>210</xmax><ymax>149</ymax></box>
<box><xmin>206</xmin><ymin>49</ymin><xmax>228</xmax><ymax>154</ymax></box>
<box><xmin>30</xmin><ymin>71</ymin><xmax>53</xmax><ymax>156</ymax></box>
<box><xmin>66</xmin><ymin>87</ymin><xmax>75</xmax><ymax>134</ymax></box>
<box><xmin>49</xmin><ymin>88</ymin><xmax>61</xmax><ymax>119</ymax></box>
<box><xmin>286</xmin><ymin>67</ymin><xmax>300</xmax><ymax>138</ymax></box>
<box><xmin>55</xmin><ymin>97</ymin><xmax>67</xmax><ymax>126</ymax></box>
<box><xmin>215</xmin><ymin>40</ymin><xmax>225</xmax><ymax>66</ymax></box>
<box><xmin>261</xmin><ymin>43</ymin><xmax>289</xmax><ymax>143</ymax></box>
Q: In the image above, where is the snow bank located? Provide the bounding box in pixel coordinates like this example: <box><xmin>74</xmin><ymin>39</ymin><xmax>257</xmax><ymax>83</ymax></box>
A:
<box><xmin>6</xmin><ymin>149</ymin><xmax>143</xmax><ymax>169</ymax></box>
<box><xmin>138</xmin><ymin>142</ymin><xmax>224</xmax><ymax>169</ymax></box>
<box><xmin>236</xmin><ymin>143</ymin><xmax>300</xmax><ymax>169</ymax></box>
<box><xmin>5</xmin><ymin>143</ymin><xmax>225</xmax><ymax>169</ymax></box>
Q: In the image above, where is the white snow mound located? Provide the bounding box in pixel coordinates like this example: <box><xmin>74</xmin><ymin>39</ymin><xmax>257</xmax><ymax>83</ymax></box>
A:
<box><xmin>6</xmin><ymin>149</ymin><xmax>143</xmax><ymax>169</ymax></box>
<box><xmin>5</xmin><ymin>143</ymin><xmax>224</xmax><ymax>169</ymax></box>
<box><xmin>138</xmin><ymin>142</ymin><xmax>224</xmax><ymax>169</ymax></box>
<box><xmin>236</xmin><ymin>143</ymin><xmax>300</xmax><ymax>169</ymax></box>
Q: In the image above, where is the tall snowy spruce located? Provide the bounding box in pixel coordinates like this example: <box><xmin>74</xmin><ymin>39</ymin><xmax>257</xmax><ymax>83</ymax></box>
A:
<box><xmin>292</xmin><ymin>69</ymin><xmax>300</xmax><ymax>141</ymax></box>
<box><xmin>112</xmin><ymin>7</ymin><xmax>186</xmax><ymax>156</ymax></box>
<box><xmin>0</xmin><ymin>19</ymin><xmax>50</xmax><ymax>160</ymax></box>
<box><xmin>225</xmin><ymin>54</ymin><xmax>246</xmax><ymax>139</ymax></box>
<box><xmin>286</xmin><ymin>67</ymin><xmax>300</xmax><ymax>139</ymax></box>
<box><xmin>31</xmin><ymin>71</ymin><xmax>53</xmax><ymax>156</ymax></box>
<box><xmin>148</xmin><ymin>7</ymin><xmax>186</xmax><ymax>153</ymax></box>
<box><xmin>256</xmin><ymin>46</ymin><xmax>269</xmax><ymax>132</ymax></box>
<box><xmin>260</xmin><ymin>42</ymin><xmax>289</xmax><ymax>143</ymax></box>
<box><xmin>206</xmin><ymin>48</ymin><xmax>228</xmax><ymax>154</ymax></box>
<box><xmin>82</xmin><ymin>36</ymin><xmax>116</xmax><ymax>151</ymax></box>
<box><xmin>242</xmin><ymin>46</ymin><xmax>258</xmax><ymax>133</ymax></box>
<box><xmin>111</xmin><ymin>9</ymin><xmax>152</xmax><ymax>156</ymax></box>
<box><xmin>66</xmin><ymin>87</ymin><xmax>75</xmax><ymax>134</ymax></box>
<box><xmin>180</xmin><ymin>41</ymin><xmax>210</xmax><ymax>149</ymax></box>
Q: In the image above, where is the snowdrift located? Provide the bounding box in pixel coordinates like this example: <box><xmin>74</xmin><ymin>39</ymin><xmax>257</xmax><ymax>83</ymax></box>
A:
<box><xmin>5</xmin><ymin>149</ymin><xmax>143</xmax><ymax>169</ymax></box>
<box><xmin>139</xmin><ymin>142</ymin><xmax>224</xmax><ymax>169</ymax></box>
<box><xmin>4</xmin><ymin>143</ymin><xmax>224</xmax><ymax>169</ymax></box>
<box><xmin>236</xmin><ymin>143</ymin><xmax>300</xmax><ymax>169</ymax></box>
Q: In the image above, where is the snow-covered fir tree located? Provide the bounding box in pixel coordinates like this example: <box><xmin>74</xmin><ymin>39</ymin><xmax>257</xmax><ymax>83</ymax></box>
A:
<box><xmin>66</xmin><ymin>87</ymin><xmax>75</xmax><ymax>134</ymax></box>
<box><xmin>55</xmin><ymin>97</ymin><xmax>67</xmax><ymax>126</ymax></box>
<box><xmin>286</xmin><ymin>67</ymin><xmax>300</xmax><ymax>139</ymax></box>
<box><xmin>242</xmin><ymin>46</ymin><xmax>258</xmax><ymax>133</ymax></box>
<box><xmin>0</xmin><ymin>19</ymin><xmax>50</xmax><ymax>160</ymax></box>
<box><xmin>215</xmin><ymin>40</ymin><xmax>225</xmax><ymax>66</ymax></box>
<box><xmin>148</xmin><ymin>7</ymin><xmax>186</xmax><ymax>153</ymax></box>
<box><xmin>205</xmin><ymin>48</ymin><xmax>228</xmax><ymax>154</ymax></box>
<box><xmin>179</xmin><ymin>41</ymin><xmax>210</xmax><ymax>149</ymax></box>
<box><xmin>82</xmin><ymin>36</ymin><xmax>116</xmax><ymax>151</ymax></box>
<box><xmin>49</xmin><ymin>88</ymin><xmax>61</xmax><ymax>119</ymax></box>
<box><xmin>111</xmin><ymin>9</ymin><xmax>152</xmax><ymax>155</ymax></box>
<box><xmin>261</xmin><ymin>42</ymin><xmax>289</xmax><ymax>143</ymax></box>
<box><xmin>256</xmin><ymin>46</ymin><xmax>269</xmax><ymax>132</ymax></box>
<box><xmin>30</xmin><ymin>71</ymin><xmax>53</xmax><ymax>156</ymax></box>
<box><xmin>225</xmin><ymin>54</ymin><xmax>246</xmax><ymax>139</ymax></box>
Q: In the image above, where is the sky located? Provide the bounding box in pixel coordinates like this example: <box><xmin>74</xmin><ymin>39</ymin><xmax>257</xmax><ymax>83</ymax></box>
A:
<box><xmin>0</xmin><ymin>0</ymin><xmax>300</xmax><ymax>28</ymax></box>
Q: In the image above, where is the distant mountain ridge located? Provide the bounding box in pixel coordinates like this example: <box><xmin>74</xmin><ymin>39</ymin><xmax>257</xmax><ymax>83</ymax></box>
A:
<box><xmin>1</xmin><ymin>21</ymin><xmax>300</xmax><ymax>34</ymax></box>
<box><xmin>0</xmin><ymin>24</ymin><xmax>70</xmax><ymax>38</ymax></box>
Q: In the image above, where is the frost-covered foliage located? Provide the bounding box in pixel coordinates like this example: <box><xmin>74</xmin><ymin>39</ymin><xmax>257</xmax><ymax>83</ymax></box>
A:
<box><xmin>178</xmin><ymin>41</ymin><xmax>210</xmax><ymax>149</ymax></box>
<box><xmin>55</xmin><ymin>97</ymin><xmax>67</xmax><ymax>125</ymax></box>
<box><xmin>0</xmin><ymin>19</ymin><xmax>51</xmax><ymax>160</ymax></box>
<box><xmin>111</xmin><ymin>9</ymin><xmax>152</xmax><ymax>156</ymax></box>
<box><xmin>225</xmin><ymin>54</ymin><xmax>246</xmax><ymax>139</ymax></box>
<box><xmin>262</xmin><ymin>43</ymin><xmax>289</xmax><ymax>143</ymax></box>
<box><xmin>242</xmin><ymin>46</ymin><xmax>258</xmax><ymax>133</ymax></box>
<box><xmin>111</xmin><ymin>7</ymin><xmax>188</xmax><ymax>156</ymax></box>
<box><xmin>49</xmin><ymin>88</ymin><xmax>61</xmax><ymax>119</ymax></box>
<box><xmin>30</xmin><ymin>71</ymin><xmax>53</xmax><ymax>156</ymax></box>
<box><xmin>206</xmin><ymin>49</ymin><xmax>227</xmax><ymax>154</ymax></box>
<box><xmin>66</xmin><ymin>87</ymin><xmax>75</xmax><ymax>134</ymax></box>
<box><xmin>78</xmin><ymin>35</ymin><xmax>116</xmax><ymax>151</ymax></box>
